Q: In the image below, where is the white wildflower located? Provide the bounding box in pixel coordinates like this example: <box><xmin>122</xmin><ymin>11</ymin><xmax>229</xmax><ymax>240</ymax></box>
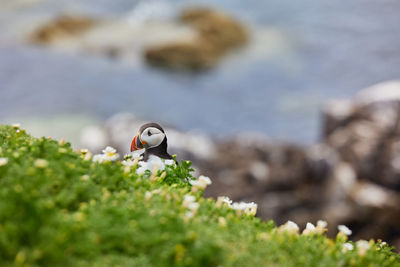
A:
<box><xmin>136</xmin><ymin>155</ymin><xmax>166</xmax><ymax>176</ymax></box>
<box><xmin>231</xmin><ymin>201</ymin><xmax>258</xmax><ymax>216</ymax></box>
<box><xmin>188</xmin><ymin>202</ymin><xmax>200</xmax><ymax>212</ymax></box>
<box><xmin>190</xmin><ymin>180</ymin><xmax>205</xmax><ymax>188</ymax></box>
<box><xmin>286</xmin><ymin>221</ymin><xmax>299</xmax><ymax>231</ymax></box>
<box><xmin>230</xmin><ymin>202</ymin><xmax>243</xmax><ymax>210</ymax></box>
<box><xmin>199</xmin><ymin>175</ymin><xmax>212</xmax><ymax>185</ymax></box>
<box><xmin>0</xmin><ymin>157</ymin><xmax>8</xmax><ymax>166</ymax></box>
<box><xmin>84</xmin><ymin>152</ymin><xmax>93</xmax><ymax>161</ymax></box>
<box><xmin>279</xmin><ymin>221</ymin><xmax>299</xmax><ymax>234</ymax></box>
<box><xmin>247</xmin><ymin>203</ymin><xmax>258</xmax><ymax>216</ymax></box>
<box><xmin>92</xmin><ymin>154</ymin><xmax>106</xmax><ymax>163</ymax></box>
<box><xmin>148</xmin><ymin>155</ymin><xmax>165</xmax><ymax>171</ymax></box>
<box><xmin>136</xmin><ymin>161</ymin><xmax>149</xmax><ymax>175</ymax></box>
<box><xmin>102</xmin><ymin>146</ymin><xmax>119</xmax><ymax>161</ymax></box>
<box><xmin>130</xmin><ymin>150</ymin><xmax>144</xmax><ymax>161</ymax></box>
<box><xmin>306</xmin><ymin>222</ymin><xmax>315</xmax><ymax>230</ymax></box>
<box><xmin>92</xmin><ymin>146</ymin><xmax>120</xmax><ymax>163</ymax></box>
<box><xmin>182</xmin><ymin>194</ymin><xmax>199</xmax><ymax>214</ymax></box>
<box><xmin>122</xmin><ymin>158</ymin><xmax>136</xmax><ymax>167</ymax></box>
<box><xmin>217</xmin><ymin>196</ymin><xmax>232</xmax><ymax>206</ymax></box>
<box><xmin>356</xmin><ymin>240</ymin><xmax>370</xmax><ymax>256</ymax></box>
<box><xmin>183</xmin><ymin>195</ymin><xmax>196</xmax><ymax>206</ymax></box>
<box><xmin>338</xmin><ymin>225</ymin><xmax>352</xmax><ymax>236</ymax></box>
<box><xmin>190</xmin><ymin>175</ymin><xmax>212</xmax><ymax>190</ymax></box>
<box><xmin>342</xmin><ymin>242</ymin><xmax>354</xmax><ymax>252</ymax></box>
<box><xmin>302</xmin><ymin>222</ymin><xmax>316</xmax><ymax>235</ymax></box>
<box><xmin>317</xmin><ymin>220</ymin><xmax>328</xmax><ymax>228</ymax></box>
<box><xmin>12</xmin><ymin>123</ymin><xmax>20</xmax><ymax>129</ymax></box>
<box><xmin>123</xmin><ymin>158</ymin><xmax>138</xmax><ymax>173</ymax></box>
<box><xmin>314</xmin><ymin>220</ymin><xmax>328</xmax><ymax>234</ymax></box>
<box><xmin>215</xmin><ymin>196</ymin><xmax>257</xmax><ymax>216</ymax></box>
<box><xmin>34</xmin><ymin>159</ymin><xmax>48</xmax><ymax>168</ymax></box>
<box><xmin>103</xmin><ymin>146</ymin><xmax>116</xmax><ymax>155</ymax></box>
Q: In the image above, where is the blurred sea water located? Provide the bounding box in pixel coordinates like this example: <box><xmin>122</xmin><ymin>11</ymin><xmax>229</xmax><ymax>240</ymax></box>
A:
<box><xmin>1</xmin><ymin>0</ymin><xmax>400</xmax><ymax>144</ymax></box>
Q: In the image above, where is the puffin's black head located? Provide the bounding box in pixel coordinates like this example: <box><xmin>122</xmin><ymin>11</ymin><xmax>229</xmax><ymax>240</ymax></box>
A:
<box><xmin>130</xmin><ymin>122</ymin><xmax>167</xmax><ymax>152</ymax></box>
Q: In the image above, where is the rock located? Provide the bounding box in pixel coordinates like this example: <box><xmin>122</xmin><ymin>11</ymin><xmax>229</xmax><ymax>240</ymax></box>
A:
<box><xmin>144</xmin><ymin>7</ymin><xmax>248</xmax><ymax>70</ymax></box>
<box><xmin>322</xmin><ymin>99</ymin><xmax>355</xmax><ymax>137</ymax></box>
<box><xmin>350</xmin><ymin>182</ymin><xmax>398</xmax><ymax>209</ymax></box>
<box><xmin>318</xmin><ymin>81</ymin><xmax>400</xmax><ymax>246</ymax></box>
<box><xmin>27</xmin><ymin>7</ymin><xmax>247</xmax><ymax>68</ymax></box>
<box><xmin>306</xmin><ymin>143</ymin><xmax>339</xmax><ymax>182</ymax></box>
<box><xmin>179</xmin><ymin>7</ymin><xmax>248</xmax><ymax>52</ymax></box>
<box><xmin>30</xmin><ymin>15</ymin><xmax>96</xmax><ymax>44</ymax></box>
<box><xmin>333</xmin><ymin>162</ymin><xmax>357</xmax><ymax>194</ymax></box>
<box><xmin>355</xmin><ymin>80</ymin><xmax>400</xmax><ymax>105</ymax></box>
<box><xmin>145</xmin><ymin>42</ymin><xmax>218</xmax><ymax>70</ymax></box>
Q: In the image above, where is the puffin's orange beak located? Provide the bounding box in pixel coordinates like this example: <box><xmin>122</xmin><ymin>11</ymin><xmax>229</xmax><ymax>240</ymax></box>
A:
<box><xmin>130</xmin><ymin>134</ymin><xmax>144</xmax><ymax>152</ymax></box>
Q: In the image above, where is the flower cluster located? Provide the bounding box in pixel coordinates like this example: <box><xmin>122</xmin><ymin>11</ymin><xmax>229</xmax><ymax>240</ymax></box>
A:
<box><xmin>278</xmin><ymin>221</ymin><xmax>300</xmax><ymax>234</ymax></box>
<box><xmin>273</xmin><ymin>221</ymin><xmax>375</xmax><ymax>256</ymax></box>
<box><xmin>342</xmin><ymin>242</ymin><xmax>354</xmax><ymax>252</ymax></box>
<box><xmin>121</xmin><ymin>156</ymin><xmax>139</xmax><ymax>173</ymax></box>
<box><xmin>338</xmin><ymin>225</ymin><xmax>352</xmax><ymax>236</ymax></box>
<box><xmin>356</xmin><ymin>240</ymin><xmax>371</xmax><ymax>256</ymax></box>
<box><xmin>216</xmin><ymin>196</ymin><xmax>258</xmax><ymax>216</ymax></box>
<box><xmin>216</xmin><ymin>196</ymin><xmax>232</xmax><ymax>206</ymax></box>
<box><xmin>190</xmin><ymin>175</ymin><xmax>212</xmax><ymax>191</ymax></box>
<box><xmin>341</xmin><ymin>239</ymin><xmax>371</xmax><ymax>255</ymax></box>
<box><xmin>231</xmin><ymin>202</ymin><xmax>258</xmax><ymax>216</ymax></box>
<box><xmin>93</xmin><ymin>146</ymin><xmax>120</xmax><ymax>163</ymax></box>
<box><xmin>276</xmin><ymin>220</ymin><xmax>329</xmax><ymax>236</ymax></box>
<box><xmin>302</xmin><ymin>220</ymin><xmax>328</xmax><ymax>235</ymax></box>
<box><xmin>135</xmin><ymin>155</ymin><xmax>175</xmax><ymax>176</ymax></box>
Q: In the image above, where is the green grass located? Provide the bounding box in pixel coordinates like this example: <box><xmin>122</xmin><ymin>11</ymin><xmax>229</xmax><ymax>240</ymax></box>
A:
<box><xmin>0</xmin><ymin>125</ymin><xmax>399</xmax><ymax>266</ymax></box>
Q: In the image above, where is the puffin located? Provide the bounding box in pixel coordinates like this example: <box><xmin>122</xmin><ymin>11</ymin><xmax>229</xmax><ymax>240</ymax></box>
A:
<box><xmin>130</xmin><ymin>122</ymin><xmax>173</xmax><ymax>161</ymax></box>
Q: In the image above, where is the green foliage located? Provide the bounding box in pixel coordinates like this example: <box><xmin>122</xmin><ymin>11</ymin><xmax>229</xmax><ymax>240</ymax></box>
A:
<box><xmin>0</xmin><ymin>125</ymin><xmax>399</xmax><ymax>266</ymax></box>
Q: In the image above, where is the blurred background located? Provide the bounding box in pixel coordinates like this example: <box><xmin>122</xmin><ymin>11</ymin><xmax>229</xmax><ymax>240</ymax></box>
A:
<box><xmin>1</xmin><ymin>0</ymin><xmax>400</xmax><ymax>249</ymax></box>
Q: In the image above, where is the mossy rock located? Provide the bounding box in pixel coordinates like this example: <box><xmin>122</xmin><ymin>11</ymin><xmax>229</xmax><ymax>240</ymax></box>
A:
<box><xmin>145</xmin><ymin>42</ymin><xmax>219</xmax><ymax>70</ymax></box>
<box><xmin>30</xmin><ymin>15</ymin><xmax>96</xmax><ymax>44</ymax></box>
<box><xmin>180</xmin><ymin>7</ymin><xmax>248</xmax><ymax>51</ymax></box>
<box><xmin>144</xmin><ymin>7</ymin><xmax>248</xmax><ymax>70</ymax></box>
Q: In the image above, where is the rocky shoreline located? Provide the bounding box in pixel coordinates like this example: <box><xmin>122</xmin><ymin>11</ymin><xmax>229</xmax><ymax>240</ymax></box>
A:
<box><xmin>80</xmin><ymin>80</ymin><xmax>400</xmax><ymax>250</ymax></box>
<box><xmin>28</xmin><ymin>7</ymin><xmax>248</xmax><ymax>70</ymax></box>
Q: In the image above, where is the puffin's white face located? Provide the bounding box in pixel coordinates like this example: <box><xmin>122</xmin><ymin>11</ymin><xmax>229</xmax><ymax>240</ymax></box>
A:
<box><xmin>140</xmin><ymin>127</ymin><xmax>165</xmax><ymax>149</ymax></box>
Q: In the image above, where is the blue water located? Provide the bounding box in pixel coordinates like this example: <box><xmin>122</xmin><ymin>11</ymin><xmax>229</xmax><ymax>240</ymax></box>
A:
<box><xmin>1</xmin><ymin>0</ymin><xmax>400</xmax><ymax>143</ymax></box>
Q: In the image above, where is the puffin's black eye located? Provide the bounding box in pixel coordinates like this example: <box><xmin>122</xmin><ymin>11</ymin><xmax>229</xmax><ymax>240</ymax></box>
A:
<box><xmin>147</xmin><ymin>131</ymin><xmax>152</xmax><ymax>136</ymax></box>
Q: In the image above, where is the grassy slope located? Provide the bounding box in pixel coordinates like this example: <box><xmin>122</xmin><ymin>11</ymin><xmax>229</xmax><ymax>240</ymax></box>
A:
<box><xmin>0</xmin><ymin>125</ymin><xmax>399</xmax><ymax>266</ymax></box>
